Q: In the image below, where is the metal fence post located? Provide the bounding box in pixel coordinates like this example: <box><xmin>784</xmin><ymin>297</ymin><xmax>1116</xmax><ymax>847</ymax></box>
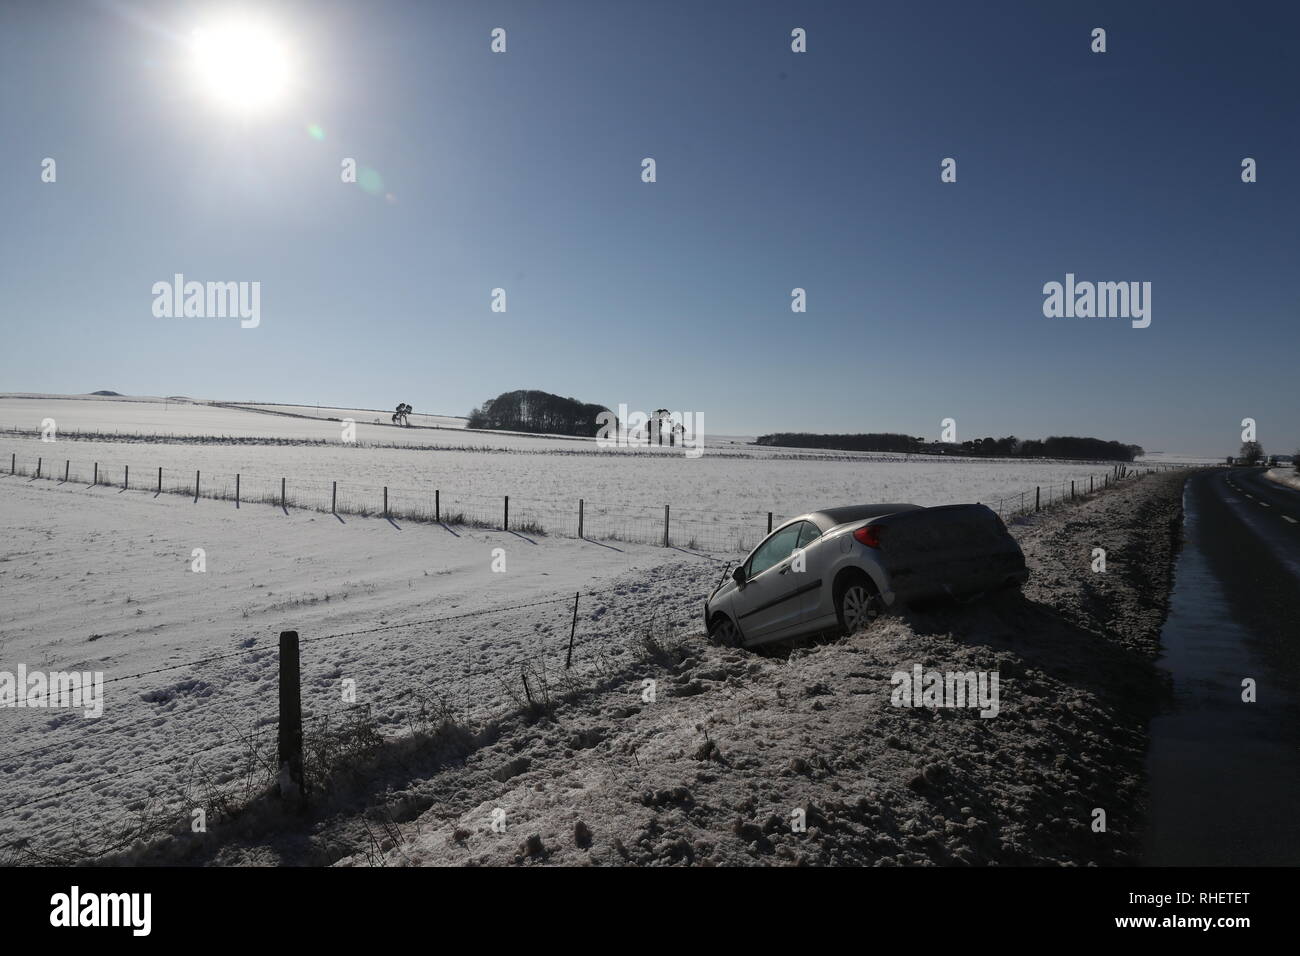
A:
<box><xmin>277</xmin><ymin>630</ymin><xmax>305</xmax><ymax>807</ymax></box>
<box><xmin>1035</xmin><ymin>486</ymin><xmax>1040</xmax><ymax>512</ymax></box>
<box><xmin>578</xmin><ymin>498</ymin><xmax>584</xmax><ymax>539</ymax></box>
<box><xmin>384</xmin><ymin>486</ymin><xmax>389</xmax><ymax>518</ymax></box>
<box><xmin>63</xmin><ymin>460</ymin><xmax>69</xmax><ymax>482</ymax></box>
<box><xmin>123</xmin><ymin>465</ymin><xmax>128</xmax><ymax>490</ymax></box>
<box><xmin>663</xmin><ymin>504</ymin><xmax>670</xmax><ymax>547</ymax></box>
<box><xmin>565</xmin><ymin>592</ymin><xmax>580</xmax><ymax>668</ymax></box>
<box><xmin>504</xmin><ymin>495</ymin><xmax>509</xmax><ymax>530</ymax></box>
<box><xmin>281</xmin><ymin>477</ymin><xmax>286</xmax><ymax>510</ymax></box>
<box><xmin>195</xmin><ymin>470</ymin><xmax>200</xmax><ymax>501</ymax></box>
<box><xmin>331</xmin><ymin>480</ymin><xmax>335</xmax><ymax>514</ymax></box>
<box><xmin>157</xmin><ymin>466</ymin><xmax>162</xmax><ymax>494</ymax></box>
<box><xmin>768</xmin><ymin>512</ymin><xmax>773</xmax><ymax>533</ymax></box>
<box><xmin>9</xmin><ymin>453</ymin><xmax>13</xmax><ymax>474</ymax></box>
<box><xmin>236</xmin><ymin>473</ymin><xmax>240</xmax><ymax>508</ymax></box>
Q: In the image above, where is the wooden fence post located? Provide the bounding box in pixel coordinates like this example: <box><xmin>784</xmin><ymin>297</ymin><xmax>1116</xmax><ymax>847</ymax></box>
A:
<box><xmin>195</xmin><ymin>470</ymin><xmax>200</xmax><ymax>501</ymax></box>
<box><xmin>1035</xmin><ymin>486</ymin><xmax>1040</xmax><ymax>512</ymax></box>
<box><xmin>64</xmin><ymin>460</ymin><xmax>69</xmax><ymax>482</ymax></box>
<box><xmin>435</xmin><ymin>489</ymin><xmax>440</xmax><ymax>523</ymax></box>
<box><xmin>157</xmin><ymin>466</ymin><xmax>162</xmax><ymax>494</ymax></box>
<box><xmin>331</xmin><ymin>480</ymin><xmax>335</xmax><ymax>514</ymax></box>
<box><xmin>504</xmin><ymin>495</ymin><xmax>509</xmax><ymax>530</ymax></box>
<box><xmin>768</xmin><ymin>512</ymin><xmax>773</xmax><ymax>533</ymax></box>
<box><xmin>93</xmin><ymin>462</ymin><xmax>97</xmax><ymax>485</ymax></box>
<box><xmin>277</xmin><ymin>630</ymin><xmax>305</xmax><ymax>807</ymax></box>
<box><xmin>565</xmin><ymin>591</ymin><xmax>580</xmax><ymax>668</ymax></box>
<box><xmin>36</xmin><ymin>457</ymin><xmax>41</xmax><ymax>478</ymax></box>
<box><xmin>578</xmin><ymin>498</ymin><xmax>584</xmax><ymax>539</ymax></box>
<box><xmin>1071</xmin><ymin>480</ymin><xmax>1075</xmax><ymax>500</ymax></box>
<box><xmin>1090</xmin><ymin>475</ymin><xmax>1094</xmax><ymax>493</ymax></box>
<box><xmin>123</xmin><ymin>465</ymin><xmax>128</xmax><ymax>490</ymax></box>
<box><xmin>281</xmin><ymin>477</ymin><xmax>286</xmax><ymax>510</ymax></box>
<box><xmin>663</xmin><ymin>504</ymin><xmax>670</xmax><ymax>547</ymax></box>
<box><xmin>384</xmin><ymin>486</ymin><xmax>389</xmax><ymax>518</ymax></box>
<box><xmin>235</xmin><ymin>473</ymin><xmax>240</xmax><ymax>508</ymax></box>
<box><xmin>9</xmin><ymin>453</ymin><xmax>14</xmax><ymax>474</ymax></box>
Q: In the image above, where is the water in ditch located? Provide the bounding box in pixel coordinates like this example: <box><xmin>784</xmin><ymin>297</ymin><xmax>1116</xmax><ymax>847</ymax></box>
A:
<box><xmin>1142</xmin><ymin>476</ymin><xmax>1300</xmax><ymax>865</ymax></box>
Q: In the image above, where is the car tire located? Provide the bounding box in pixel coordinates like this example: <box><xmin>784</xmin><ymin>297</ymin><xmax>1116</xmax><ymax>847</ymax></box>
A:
<box><xmin>835</xmin><ymin>575</ymin><xmax>881</xmax><ymax>635</ymax></box>
<box><xmin>709</xmin><ymin>614</ymin><xmax>743</xmax><ymax>648</ymax></box>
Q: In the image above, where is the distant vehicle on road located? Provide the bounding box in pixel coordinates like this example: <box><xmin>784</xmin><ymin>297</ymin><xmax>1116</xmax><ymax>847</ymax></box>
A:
<box><xmin>705</xmin><ymin>503</ymin><xmax>1029</xmax><ymax>649</ymax></box>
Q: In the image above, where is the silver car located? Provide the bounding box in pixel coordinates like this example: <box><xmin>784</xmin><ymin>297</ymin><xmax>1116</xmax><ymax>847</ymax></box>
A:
<box><xmin>705</xmin><ymin>503</ymin><xmax>1028</xmax><ymax>648</ymax></box>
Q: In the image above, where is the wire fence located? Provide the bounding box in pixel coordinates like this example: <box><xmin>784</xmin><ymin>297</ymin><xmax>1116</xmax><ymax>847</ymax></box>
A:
<box><xmin>3</xmin><ymin>447</ymin><xmax>1185</xmax><ymax>555</ymax></box>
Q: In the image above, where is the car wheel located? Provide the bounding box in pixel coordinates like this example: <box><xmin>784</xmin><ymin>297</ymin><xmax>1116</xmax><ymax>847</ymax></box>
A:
<box><xmin>710</xmin><ymin>614</ymin><xmax>742</xmax><ymax>648</ymax></box>
<box><xmin>836</xmin><ymin>578</ymin><xmax>881</xmax><ymax>635</ymax></box>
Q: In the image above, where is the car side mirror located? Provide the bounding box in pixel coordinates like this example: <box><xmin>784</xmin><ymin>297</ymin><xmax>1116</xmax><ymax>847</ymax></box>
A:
<box><xmin>732</xmin><ymin>566</ymin><xmax>747</xmax><ymax>587</ymax></box>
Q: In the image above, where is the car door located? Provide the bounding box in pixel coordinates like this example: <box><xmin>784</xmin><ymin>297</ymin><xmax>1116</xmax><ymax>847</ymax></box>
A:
<box><xmin>791</xmin><ymin>520</ymin><xmax>829</xmax><ymax>622</ymax></box>
<box><xmin>732</xmin><ymin>523</ymin><xmax>806</xmax><ymax>641</ymax></box>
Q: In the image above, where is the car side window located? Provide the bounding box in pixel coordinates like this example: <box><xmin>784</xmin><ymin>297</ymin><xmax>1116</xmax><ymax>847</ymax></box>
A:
<box><xmin>748</xmin><ymin>524</ymin><xmax>803</xmax><ymax>577</ymax></box>
<box><xmin>796</xmin><ymin>521</ymin><xmax>822</xmax><ymax>550</ymax></box>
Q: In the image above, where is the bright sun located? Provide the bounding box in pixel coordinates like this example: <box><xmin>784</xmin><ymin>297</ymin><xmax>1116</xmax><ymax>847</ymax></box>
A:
<box><xmin>191</xmin><ymin>20</ymin><xmax>291</xmax><ymax>114</ymax></box>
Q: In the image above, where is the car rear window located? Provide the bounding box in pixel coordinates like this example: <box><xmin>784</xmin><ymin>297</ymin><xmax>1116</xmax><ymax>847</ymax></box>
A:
<box><xmin>796</xmin><ymin>521</ymin><xmax>822</xmax><ymax>549</ymax></box>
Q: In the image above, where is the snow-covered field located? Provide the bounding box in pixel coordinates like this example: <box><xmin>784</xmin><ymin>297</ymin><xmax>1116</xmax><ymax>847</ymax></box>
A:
<box><xmin>0</xmin><ymin>475</ymin><xmax>718</xmax><ymax>860</ymax></box>
<box><xmin>227</xmin><ymin>403</ymin><xmax>469</xmax><ymax>431</ymax></box>
<box><xmin>0</xmin><ymin>465</ymin><xmax>1185</xmax><ymax>865</ymax></box>
<box><xmin>2</xmin><ymin>396</ymin><xmax>1141</xmax><ymax>552</ymax></box>
<box><xmin>0</xmin><ymin>394</ymin><xmax>1185</xmax><ymax>861</ymax></box>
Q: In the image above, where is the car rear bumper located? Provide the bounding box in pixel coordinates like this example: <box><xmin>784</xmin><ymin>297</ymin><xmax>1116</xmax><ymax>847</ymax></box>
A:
<box><xmin>888</xmin><ymin>552</ymin><xmax>1028</xmax><ymax>603</ymax></box>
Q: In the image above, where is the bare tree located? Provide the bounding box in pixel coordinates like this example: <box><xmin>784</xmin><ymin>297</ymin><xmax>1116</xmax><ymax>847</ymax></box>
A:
<box><xmin>652</xmin><ymin>408</ymin><xmax>670</xmax><ymax>446</ymax></box>
<box><xmin>1239</xmin><ymin>440</ymin><xmax>1263</xmax><ymax>464</ymax></box>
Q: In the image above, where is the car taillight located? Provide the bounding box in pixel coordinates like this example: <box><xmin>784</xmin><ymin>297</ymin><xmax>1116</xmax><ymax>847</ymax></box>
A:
<box><xmin>853</xmin><ymin>525</ymin><xmax>883</xmax><ymax>549</ymax></box>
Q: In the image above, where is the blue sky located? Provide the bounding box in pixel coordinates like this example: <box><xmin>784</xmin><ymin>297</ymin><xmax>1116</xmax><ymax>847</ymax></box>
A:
<box><xmin>1</xmin><ymin>0</ymin><xmax>1296</xmax><ymax>456</ymax></box>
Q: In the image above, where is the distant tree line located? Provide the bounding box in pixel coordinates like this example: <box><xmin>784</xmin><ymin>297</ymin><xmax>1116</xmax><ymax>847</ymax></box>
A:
<box><xmin>467</xmin><ymin>389</ymin><xmax>613</xmax><ymax>437</ymax></box>
<box><xmin>755</xmin><ymin>432</ymin><xmax>920</xmax><ymax>453</ymax></box>
<box><xmin>754</xmin><ymin>432</ymin><xmax>1145</xmax><ymax>462</ymax></box>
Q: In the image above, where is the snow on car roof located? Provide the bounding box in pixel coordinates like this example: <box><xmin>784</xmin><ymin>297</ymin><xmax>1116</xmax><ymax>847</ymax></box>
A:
<box><xmin>808</xmin><ymin>504</ymin><xmax>922</xmax><ymax>530</ymax></box>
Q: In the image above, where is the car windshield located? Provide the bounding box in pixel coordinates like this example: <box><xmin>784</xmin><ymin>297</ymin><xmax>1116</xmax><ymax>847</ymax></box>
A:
<box><xmin>748</xmin><ymin>524</ymin><xmax>802</xmax><ymax>577</ymax></box>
